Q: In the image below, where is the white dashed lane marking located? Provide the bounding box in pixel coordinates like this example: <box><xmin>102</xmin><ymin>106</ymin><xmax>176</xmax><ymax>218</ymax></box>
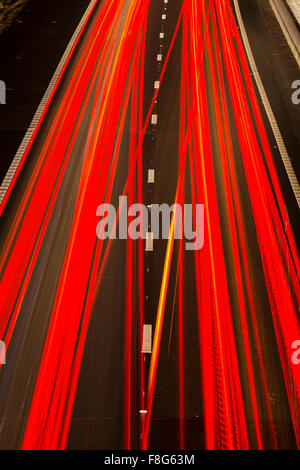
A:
<box><xmin>142</xmin><ymin>324</ymin><xmax>153</xmax><ymax>353</ymax></box>
<box><xmin>147</xmin><ymin>169</ymin><xmax>155</xmax><ymax>183</ymax></box>
<box><xmin>145</xmin><ymin>232</ymin><xmax>154</xmax><ymax>251</ymax></box>
<box><xmin>151</xmin><ymin>114</ymin><xmax>158</xmax><ymax>125</ymax></box>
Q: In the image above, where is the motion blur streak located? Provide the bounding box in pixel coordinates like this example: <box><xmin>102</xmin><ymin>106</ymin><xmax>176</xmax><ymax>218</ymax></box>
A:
<box><xmin>0</xmin><ymin>0</ymin><xmax>299</xmax><ymax>450</ymax></box>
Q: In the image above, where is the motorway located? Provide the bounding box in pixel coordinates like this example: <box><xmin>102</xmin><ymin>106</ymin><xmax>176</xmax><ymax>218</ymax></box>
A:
<box><xmin>0</xmin><ymin>0</ymin><xmax>299</xmax><ymax>450</ymax></box>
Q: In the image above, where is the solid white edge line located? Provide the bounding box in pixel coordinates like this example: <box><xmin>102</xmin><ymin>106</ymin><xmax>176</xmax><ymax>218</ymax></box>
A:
<box><xmin>234</xmin><ymin>0</ymin><xmax>300</xmax><ymax>208</ymax></box>
<box><xmin>0</xmin><ymin>0</ymin><xmax>98</xmax><ymax>206</ymax></box>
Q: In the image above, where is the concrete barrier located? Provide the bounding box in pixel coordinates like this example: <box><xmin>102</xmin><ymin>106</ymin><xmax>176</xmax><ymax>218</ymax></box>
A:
<box><xmin>286</xmin><ymin>0</ymin><xmax>300</xmax><ymax>27</ymax></box>
<box><xmin>270</xmin><ymin>0</ymin><xmax>300</xmax><ymax>68</ymax></box>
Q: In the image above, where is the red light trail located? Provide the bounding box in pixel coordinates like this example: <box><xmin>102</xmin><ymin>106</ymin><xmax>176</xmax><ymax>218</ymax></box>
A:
<box><xmin>0</xmin><ymin>0</ymin><xmax>299</xmax><ymax>450</ymax></box>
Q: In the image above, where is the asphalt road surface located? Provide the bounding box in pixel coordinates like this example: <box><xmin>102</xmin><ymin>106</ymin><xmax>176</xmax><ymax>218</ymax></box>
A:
<box><xmin>0</xmin><ymin>0</ymin><xmax>299</xmax><ymax>450</ymax></box>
